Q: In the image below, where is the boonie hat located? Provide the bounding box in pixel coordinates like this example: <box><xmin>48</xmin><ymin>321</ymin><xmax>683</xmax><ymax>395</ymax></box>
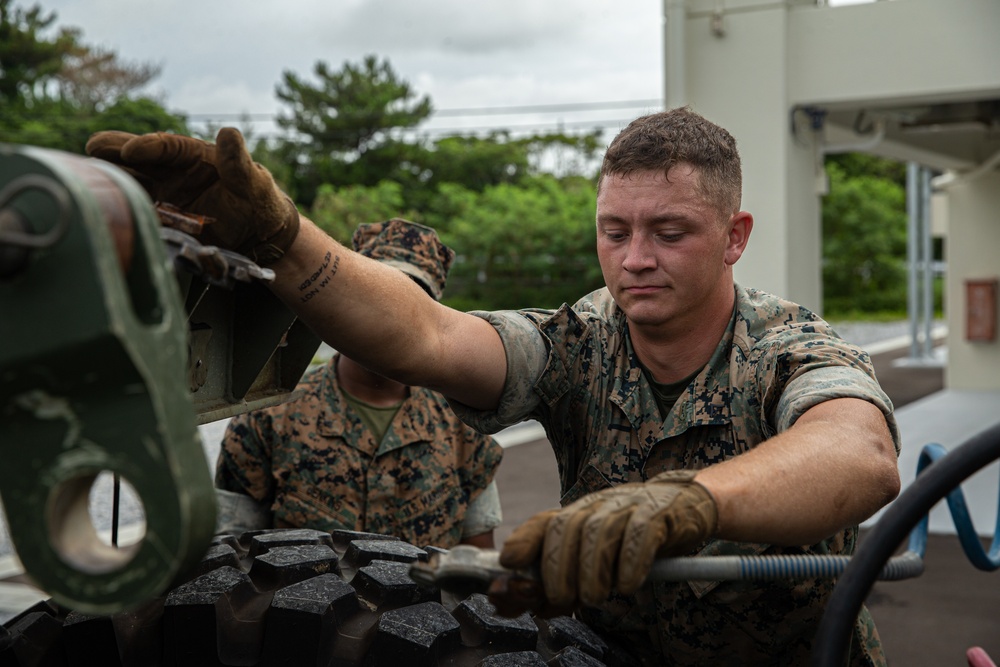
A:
<box><xmin>351</xmin><ymin>219</ymin><xmax>455</xmax><ymax>301</ymax></box>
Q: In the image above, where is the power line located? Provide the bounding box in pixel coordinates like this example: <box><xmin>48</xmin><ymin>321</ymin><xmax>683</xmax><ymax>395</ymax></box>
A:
<box><xmin>416</xmin><ymin>99</ymin><xmax>661</xmax><ymax>117</ymax></box>
<box><xmin>183</xmin><ymin>98</ymin><xmax>664</xmax><ymax>121</ymax></box>
<box><xmin>404</xmin><ymin>117</ymin><xmax>639</xmax><ymax>136</ymax></box>
<box><xmin>219</xmin><ymin>118</ymin><xmax>643</xmax><ymax>143</ymax></box>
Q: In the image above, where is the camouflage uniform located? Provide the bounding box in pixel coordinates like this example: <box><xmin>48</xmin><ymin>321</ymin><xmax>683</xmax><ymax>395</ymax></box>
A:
<box><xmin>451</xmin><ymin>284</ymin><xmax>900</xmax><ymax>666</ymax></box>
<box><xmin>216</xmin><ymin>356</ymin><xmax>503</xmax><ymax>548</ymax></box>
<box><xmin>216</xmin><ymin>218</ymin><xmax>504</xmax><ymax>549</ymax></box>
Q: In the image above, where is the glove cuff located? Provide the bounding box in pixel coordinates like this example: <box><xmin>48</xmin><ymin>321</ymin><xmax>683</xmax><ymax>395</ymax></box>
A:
<box><xmin>649</xmin><ymin>469</ymin><xmax>699</xmax><ymax>484</ymax></box>
<box><xmin>246</xmin><ymin>196</ymin><xmax>300</xmax><ymax>266</ymax></box>
<box><xmin>650</xmin><ymin>468</ymin><xmax>720</xmax><ymax>539</ymax></box>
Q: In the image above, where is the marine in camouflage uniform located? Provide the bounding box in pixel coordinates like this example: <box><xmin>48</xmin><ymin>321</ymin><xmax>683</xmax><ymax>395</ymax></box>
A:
<box><xmin>89</xmin><ymin>112</ymin><xmax>900</xmax><ymax>666</ymax></box>
<box><xmin>451</xmin><ymin>284</ymin><xmax>899</xmax><ymax>665</ymax></box>
<box><xmin>215</xmin><ymin>219</ymin><xmax>504</xmax><ymax>548</ymax></box>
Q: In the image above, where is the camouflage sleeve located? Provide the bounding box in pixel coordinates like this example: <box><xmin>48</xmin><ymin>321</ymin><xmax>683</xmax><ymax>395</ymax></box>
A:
<box><xmin>214</xmin><ymin>488</ymin><xmax>273</xmax><ymax>534</ymax></box>
<box><xmin>761</xmin><ymin>329</ymin><xmax>901</xmax><ymax>454</ymax></box>
<box><xmin>460</xmin><ymin>480</ymin><xmax>503</xmax><ymax>537</ymax></box>
<box><xmin>458</xmin><ymin>427</ymin><xmax>504</xmax><ymax>504</ymax></box>
<box><xmin>213</xmin><ymin>411</ymin><xmax>278</xmax><ymax>504</ymax></box>
<box><xmin>447</xmin><ymin>309</ymin><xmax>549</xmax><ymax>433</ymax></box>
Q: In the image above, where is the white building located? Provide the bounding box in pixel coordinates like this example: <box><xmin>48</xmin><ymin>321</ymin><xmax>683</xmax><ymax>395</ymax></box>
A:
<box><xmin>664</xmin><ymin>0</ymin><xmax>999</xmax><ymax>389</ymax></box>
<box><xmin>663</xmin><ymin>0</ymin><xmax>1000</xmax><ymax>534</ymax></box>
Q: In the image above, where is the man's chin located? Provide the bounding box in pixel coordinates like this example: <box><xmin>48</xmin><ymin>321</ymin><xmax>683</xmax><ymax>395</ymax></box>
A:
<box><xmin>621</xmin><ymin>305</ymin><xmax>674</xmax><ymax>329</ymax></box>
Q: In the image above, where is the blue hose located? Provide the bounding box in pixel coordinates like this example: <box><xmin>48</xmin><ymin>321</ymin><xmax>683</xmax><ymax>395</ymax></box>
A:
<box><xmin>812</xmin><ymin>420</ymin><xmax>1000</xmax><ymax>667</ymax></box>
<box><xmin>909</xmin><ymin>442</ymin><xmax>1000</xmax><ymax>571</ymax></box>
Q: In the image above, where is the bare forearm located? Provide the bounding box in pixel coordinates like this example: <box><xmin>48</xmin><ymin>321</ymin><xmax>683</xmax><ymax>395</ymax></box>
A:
<box><xmin>269</xmin><ymin>220</ymin><xmax>432</xmax><ymax>367</ymax></box>
<box><xmin>695</xmin><ymin>398</ymin><xmax>900</xmax><ymax>546</ymax></box>
<box><xmin>268</xmin><ymin>219</ymin><xmax>507</xmax><ymax>408</ymax></box>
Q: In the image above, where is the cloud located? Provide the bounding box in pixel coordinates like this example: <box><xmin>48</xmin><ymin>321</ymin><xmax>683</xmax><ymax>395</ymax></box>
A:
<box><xmin>38</xmin><ymin>0</ymin><xmax>662</xmax><ymax>130</ymax></box>
<box><xmin>328</xmin><ymin>0</ymin><xmax>593</xmax><ymax>55</ymax></box>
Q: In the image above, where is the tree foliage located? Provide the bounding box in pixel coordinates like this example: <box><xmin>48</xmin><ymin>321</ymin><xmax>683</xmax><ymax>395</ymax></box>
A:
<box><xmin>270</xmin><ymin>55</ymin><xmax>604</xmax><ymax>216</ymax></box>
<box><xmin>0</xmin><ymin>0</ymin><xmax>185</xmax><ymax>152</ymax></box>
<box><xmin>0</xmin><ymin>0</ymin><xmax>73</xmax><ymax>103</ymax></box>
<box><xmin>56</xmin><ymin>40</ymin><xmax>162</xmax><ymax>111</ymax></box>
<box><xmin>309</xmin><ymin>180</ymin><xmax>415</xmax><ymax>246</ymax></box>
<box><xmin>274</xmin><ymin>55</ymin><xmax>432</xmax><ymax>206</ymax></box>
<box><xmin>427</xmin><ymin>174</ymin><xmax>603</xmax><ymax>311</ymax></box>
<box><xmin>5</xmin><ymin>7</ymin><xmax>912</xmax><ymax>318</ymax></box>
<box><xmin>826</xmin><ymin>152</ymin><xmax>906</xmax><ymax>189</ymax></box>
<box><xmin>276</xmin><ymin>55</ymin><xmax>431</xmax><ymax>157</ymax></box>
<box><xmin>272</xmin><ymin>55</ymin><xmax>609</xmax><ymax>310</ymax></box>
<box><xmin>822</xmin><ymin>159</ymin><xmax>908</xmax><ymax>315</ymax></box>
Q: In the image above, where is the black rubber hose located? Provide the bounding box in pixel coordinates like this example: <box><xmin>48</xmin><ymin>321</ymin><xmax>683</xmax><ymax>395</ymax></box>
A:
<box><xmin>812</xmin><ymin>420</ymin><xmax>1000</xmax><ymax>667</ymax></box>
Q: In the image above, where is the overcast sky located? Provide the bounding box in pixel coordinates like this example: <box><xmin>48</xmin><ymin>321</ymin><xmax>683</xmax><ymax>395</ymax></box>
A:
<box><xmin>40</xmin><ymin>0</ymin><xmax>669</xmax><ymax>141</ymax></box>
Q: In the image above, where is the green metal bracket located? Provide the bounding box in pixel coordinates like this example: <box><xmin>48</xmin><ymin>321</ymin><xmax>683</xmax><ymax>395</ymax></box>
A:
<box><xmin>0</xmin><ymin>144</ymin><xmax>217</xmax><ymax>614</ymax></box>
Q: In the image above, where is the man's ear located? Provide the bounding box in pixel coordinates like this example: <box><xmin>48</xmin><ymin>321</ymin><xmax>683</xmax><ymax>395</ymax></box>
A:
<box><xmin>724</xmin><ymin>211</ymin><xmax>753</xmax><ymax>266</ymax></box>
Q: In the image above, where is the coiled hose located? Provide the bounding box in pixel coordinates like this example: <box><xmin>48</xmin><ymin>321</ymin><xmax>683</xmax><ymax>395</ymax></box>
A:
<box><xmin>810</xmin><ymin>420</ymin><xmax>1000</xmax><ymax>667</ymax></box>
<box><xmin>640</xmin><ymin>421</ymin><xmax>1000</xmax><ymax>664</ymax></box>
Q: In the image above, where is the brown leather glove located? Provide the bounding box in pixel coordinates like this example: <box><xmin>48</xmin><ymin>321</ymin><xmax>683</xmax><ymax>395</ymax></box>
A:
<box><xmin>497</xmin><ymin>470</ymin><xmax>717</xmax><ymax>614</ymax></box>
<box><xmin>85</xmin><ymin>127</ymin><xmax>299</xmax><ymax>265</ymax></box>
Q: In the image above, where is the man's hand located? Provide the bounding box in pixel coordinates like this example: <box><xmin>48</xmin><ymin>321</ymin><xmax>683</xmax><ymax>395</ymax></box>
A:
<box><xmin>86</xmin><ymin>128</ymin><xmax>299</xmax><ymax>265</ymax></box>
<box><xmin>495</xmin><ymin>470</ymin><xmax>717</xmax><ymax>615</ymax></box>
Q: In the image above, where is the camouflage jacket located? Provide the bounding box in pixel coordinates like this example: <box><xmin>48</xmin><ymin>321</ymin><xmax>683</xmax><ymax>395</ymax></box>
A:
<box><xmin>453</xmin><ymin>284</ymin><xmax>900</xmax><ymax>666</ymax></box>
<box><xmin>216</xmin><ymin>356</ymin><xmax>503</xmax><ymax>548</ymax></box>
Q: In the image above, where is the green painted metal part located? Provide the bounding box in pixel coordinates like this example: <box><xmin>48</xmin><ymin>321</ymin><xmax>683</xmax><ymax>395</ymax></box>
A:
<box><xmin>0</xmin><ymin>144</ymin><xmax>217</xmax><ymax>614</ymax></box>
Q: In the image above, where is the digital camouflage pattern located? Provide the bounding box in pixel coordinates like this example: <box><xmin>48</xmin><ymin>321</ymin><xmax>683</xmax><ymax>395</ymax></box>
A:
<box><xmin>216</xmin><ymin>356</ymin><xmax>503</xmax><ymax>548</ymax></box>
<box><xmin>452</xmin><ymin>284</ymin><xmax>899</xmax><ymax>666</ymax></box>
<box><xmin>352</xmin><ymin>218</ymin><xmax>455</xmax><ymax>301</ymax></box>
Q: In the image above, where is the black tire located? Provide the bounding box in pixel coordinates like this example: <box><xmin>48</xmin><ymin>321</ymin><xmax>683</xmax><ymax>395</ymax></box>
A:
<box><xmin>1</xmin><ymin>529</ymin><xmax>640</xmax><ymax>667</ymax></box>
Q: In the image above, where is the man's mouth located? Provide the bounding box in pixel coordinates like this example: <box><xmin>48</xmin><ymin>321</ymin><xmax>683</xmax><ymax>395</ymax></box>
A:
<box><xmin>623</xmin><ymin>285</ymin><xmax>663</xmax><ymax>295</ymax></box>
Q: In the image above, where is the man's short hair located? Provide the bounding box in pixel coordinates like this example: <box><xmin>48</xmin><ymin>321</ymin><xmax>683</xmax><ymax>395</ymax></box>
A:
<box><xmin>599</xmin><ymin>107</ymin><xmax>743</xmax><ymax>217</ymax></box>
<box><xmin>352</xmin><ymin>219</ymin><xmax>455</xmax><ymax>301</ymax></box>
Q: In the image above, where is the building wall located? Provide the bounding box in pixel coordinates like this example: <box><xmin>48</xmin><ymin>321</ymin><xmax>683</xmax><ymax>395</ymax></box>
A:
<box><xmin>786</xmin><ymin>0</ymin><xmax>1000</xmax><ymax>112</ymax></box>
<box><xmin>676</xmin><ymin>0</ymin><xmax>1000</xmax><ymax>389</ymax></box>
<box><xmin>682</xmin><ymin>3</ymin><xmax>823</xmax><ymax>310</ymax></box>
<box><xmin>945</xmin><ymin>173</ymin><xmax>1000</xmax><ymax>390</ymax></box>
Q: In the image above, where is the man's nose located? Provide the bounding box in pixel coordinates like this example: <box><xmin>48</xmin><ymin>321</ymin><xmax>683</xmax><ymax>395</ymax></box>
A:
<box><xmin>622</xmin><ymin>236</ymin><xmax>656</xmax><ymax>272</ymax></box>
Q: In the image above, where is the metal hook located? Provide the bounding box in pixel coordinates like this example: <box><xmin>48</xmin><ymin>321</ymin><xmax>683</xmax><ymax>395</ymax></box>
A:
<box><xmin>0</xmin><ymin>173</ymin><xmax>74</xmax><ymax>249</ymax></box>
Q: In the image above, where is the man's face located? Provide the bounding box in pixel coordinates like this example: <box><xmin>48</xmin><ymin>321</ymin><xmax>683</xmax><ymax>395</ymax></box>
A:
<box><xmin>596</xmin><ymin>166</ymin><xmax>744</xmax><ymax>333</ymax></box>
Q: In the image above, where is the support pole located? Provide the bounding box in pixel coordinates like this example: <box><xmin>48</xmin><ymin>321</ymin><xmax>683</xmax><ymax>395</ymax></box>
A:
<box><xmin>906</xmin><ymin>162</ymin><xmax>921</xmax><ymax>360</ymax></box>
<box><xmin>664</xmin><ymin>0</ymin><xmax>686</xmax><ymax>110</ymax></box>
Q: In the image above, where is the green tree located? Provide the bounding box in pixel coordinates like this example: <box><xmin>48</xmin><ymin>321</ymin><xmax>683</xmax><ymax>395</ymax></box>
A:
<box><xmin>276</xmin><ymin>54</ymin><xmax>431</xmax><ymax>157</ymax></box>
<box><xmin>272</xmin><ymin>55</ymin><xmax>603</xmax><ymax>210</ymax></box>
<box><xmin>0</xmin><ymin>0</ymin><xmax>185</xmax><ymax>152</ymax></box>
<box><xmin>6</xmin><ymin>96</ymin><xmax>186</xmax><ymax>152</ymax></box>
<box><xmin>308</xmin><ymin>180</ymin><xmax>417</xmax><ymax>245</ymax></box>
<box><xmin>56</xmin><ymin>39</ymin><xmax>162</xmax><ymax>112</ymax></box>
<box><xmin>826</xmin><ymin>152</ymin><xmax>906</xmax><ymax>189</ymax></box>
<box><xmin>0</xmin><ymin>0</ymin><xmax>75</xmax><ymax>103</ymax></box>
<box><xmin>274</xmin><ymin>55</ymin><xmax>432</xmax><ymax>206</ymax></box>
<box><xmin>822</xmin><ymin>160</ymin><xmax>908</xmax><ymax>316</ymax></box>
<box><xmin>427</xmin><ymin>174</ymin><xmax>603</xmax><ymax>311</ymax></box>
<box><xmin>269</xmin><ymin>54</ymin><xmax>609</xmax><ymax>311</ymax></box>
<box><xmin>410</xmin><ymin>129</ymin><xmax>602</xmax><ymax>192</ymax></box>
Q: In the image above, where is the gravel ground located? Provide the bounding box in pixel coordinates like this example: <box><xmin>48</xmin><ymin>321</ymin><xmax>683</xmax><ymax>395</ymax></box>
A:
<box><xmin>0</xmin><ymin>319</ymin><xmax>940</xmax><ymax>561</ymax></box>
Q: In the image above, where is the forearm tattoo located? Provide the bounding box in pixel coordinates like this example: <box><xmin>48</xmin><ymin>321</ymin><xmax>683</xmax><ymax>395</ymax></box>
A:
<box><xmin>297</xmin><ymin>251</ymin><xmax>340</xmax><ymax>303</ymax></box>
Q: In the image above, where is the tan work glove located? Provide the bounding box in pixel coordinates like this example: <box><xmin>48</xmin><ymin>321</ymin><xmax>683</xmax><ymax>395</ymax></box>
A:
<box><xmin>85</xmin><ymin>127</ymin><xmax>299</xmax><ymax>265</ymax></box>
<box><xmin>496</xmin><ymin>470</ymin><xmax>717</xmax><ymax>615</ymax></box>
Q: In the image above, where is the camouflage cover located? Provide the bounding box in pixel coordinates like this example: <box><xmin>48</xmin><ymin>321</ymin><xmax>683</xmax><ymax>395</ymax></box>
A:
<box><xmin>452</xmin><ymin>284</ymin><xmax>899</xmax><ymax>666</ymax></box>
<box><xmin>352</xmin><ymin>218</ymin><xmax>455</xmax><ymax>301</ymax></box>
<box><xmin>216</xmin><ymin>356</ymin><xmax>503</xmax><ymax>548</ymax></box>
